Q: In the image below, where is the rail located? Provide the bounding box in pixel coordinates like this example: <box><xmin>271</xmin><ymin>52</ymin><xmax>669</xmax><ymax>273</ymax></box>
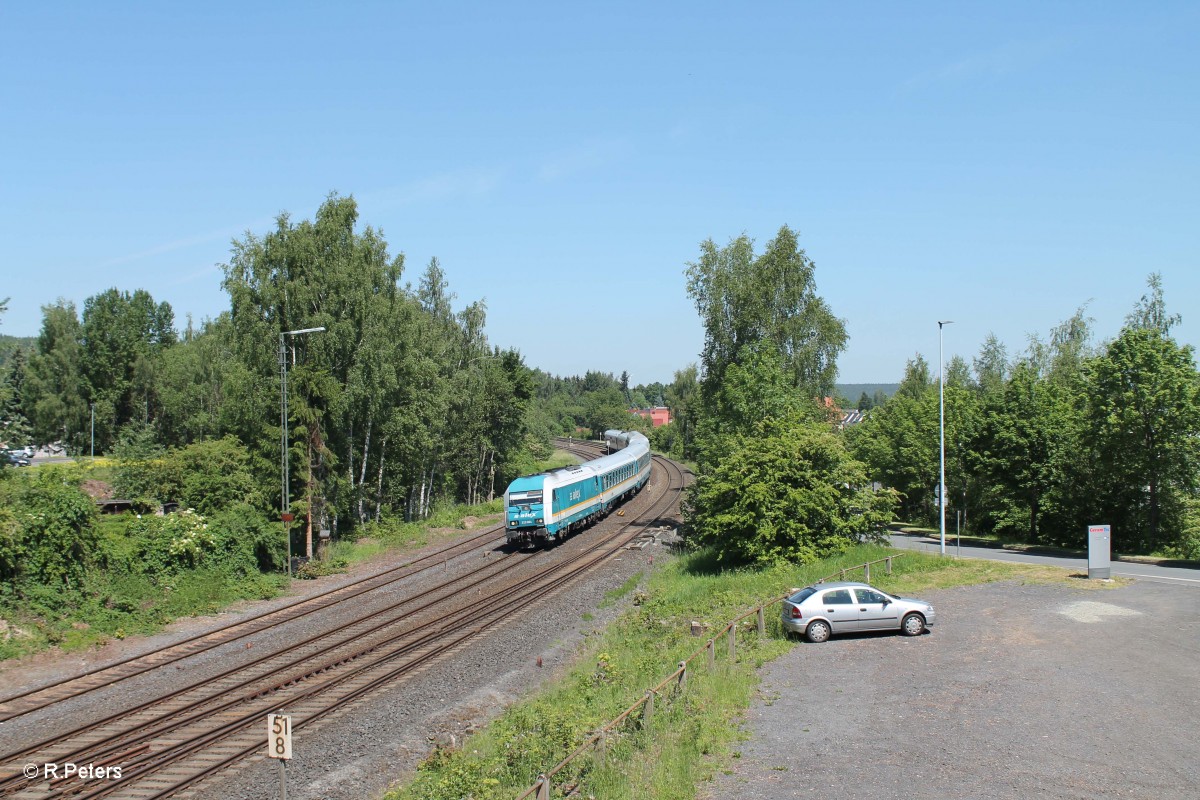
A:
<box><xmin>515</xmin><ymin>553</ymin><xmax>906</xmax><ymax>799</ymax></box>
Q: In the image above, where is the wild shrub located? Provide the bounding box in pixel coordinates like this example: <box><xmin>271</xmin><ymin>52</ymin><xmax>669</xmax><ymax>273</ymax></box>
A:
<box><xmin>124</xmin><ymin>510</ymin><xmax>217</xmax><ymax>576</ymax></box>
<box><xmin>111</xmin><ymin>422</ymin><xmax>175</xmax><ymax>505</ymax></box>
<box><xmin>207</xmin><ymin>503</ymin><xmax>286</xmax><ymax>573</ymax></box>
<box><xmin>295</xmin><ymin>557</ymin><xmax>348</xmax><ymax>579</ymax></box>
<box><xmin>4</xmin><ymin>468</ymin><xmax>98</xmax><ymax>588</ymax></box>
<box><xmin>167</xmin><ymin>436</ymin><xmax>266</xmax><ymax>516</ymax></box>
<box><xmin>684</xmin><ymin>417</ymin><xmax>896</xmax><ymax>567</ymax></box>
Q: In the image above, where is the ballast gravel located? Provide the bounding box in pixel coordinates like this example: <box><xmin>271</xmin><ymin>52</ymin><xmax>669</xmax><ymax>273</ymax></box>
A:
<box><xmin>0</xmin><ymin>465</ymin><xmax>678</xmax><ymax>800</ymax></box>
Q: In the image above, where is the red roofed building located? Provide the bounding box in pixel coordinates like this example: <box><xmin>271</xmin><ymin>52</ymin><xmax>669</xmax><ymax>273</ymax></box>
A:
<box><xmin>630</xmin><ymin>407</ymin><xmax>673</xmax><ymax>427</ymax></box>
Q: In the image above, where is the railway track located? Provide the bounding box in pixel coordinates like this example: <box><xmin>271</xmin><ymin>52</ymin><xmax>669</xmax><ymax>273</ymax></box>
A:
<box><xmin>0</xmin><ymin>525</ymin><xmax>511</xmax><ymax>723</ymax></box>
<box><xmin>0</xmin><ymin>443</ymin><xmax>688</xmax><ymax>799</ymax></box>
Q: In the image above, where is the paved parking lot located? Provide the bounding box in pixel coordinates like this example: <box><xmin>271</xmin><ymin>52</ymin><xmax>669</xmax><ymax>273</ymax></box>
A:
<box><xmin>704</xmin><ymin>579</ymin><xmax>1200</xmax><ymax>800</ymax></box>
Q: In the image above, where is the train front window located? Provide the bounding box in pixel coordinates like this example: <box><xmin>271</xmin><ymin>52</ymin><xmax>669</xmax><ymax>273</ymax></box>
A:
<box><xmin>509</xmin><ymin>490</ymin><xmax>543</xmax><ymax>505</ymax></box>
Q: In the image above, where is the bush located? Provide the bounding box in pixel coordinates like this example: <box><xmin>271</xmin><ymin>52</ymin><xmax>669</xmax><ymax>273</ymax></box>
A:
<box><xmin>295</xmin><ymin>557</ymin><xmax>348</xmax><ymax>579</ymax></box>
<box><xmin>111</xmin><ymin>422</ymin><xmax>175</xmax><ymax>505</ymax></box>
<box><xmin>684</xmin><ymin>416</ymin><xmax>897</xmax><ymax>567</ymax></box>
<box><xmin>101</xmin><ymin>504</ymin><xmax>285</xmax><ymax>580</ymax></box>
<box><xmin>4</xmin><ymin>468</ymin><xmax>98</xmax><ymax>587</ymax></box>
<box><xmin>168</xmin><ymin>436</ymin><xmax>266</xmax><ymax>516</ymax></box>
<box><xmin>123</xmin><ymin>509</ymin><xmax>217</xmax><ymax>575</ymax></box>
<box><xmin>207</xmin><ymin>504</ymin><xmax>287</xmax><ymax>573</ymax></box>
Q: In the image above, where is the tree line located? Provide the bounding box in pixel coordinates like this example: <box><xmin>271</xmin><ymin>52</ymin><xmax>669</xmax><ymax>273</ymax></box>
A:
<box><xmin>847</xmin><ymin>274</ymin><xmax>1200</xmax><ymax>557</ymax></box>
<box><xmin>2</xmin><ymin>195</ymin><xmax>542</xmax><ymax>541</ymax></box>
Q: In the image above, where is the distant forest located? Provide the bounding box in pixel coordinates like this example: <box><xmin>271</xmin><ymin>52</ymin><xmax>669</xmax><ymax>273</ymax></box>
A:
<box><xmin>836</xmin><ymin>383</ymin><xmax>898</xmax><ymax>406</ymax></box>
<box><xmin>0</xmin><ymin>335</ymin><xmax>34</xmax><ymax>368</ymax></box>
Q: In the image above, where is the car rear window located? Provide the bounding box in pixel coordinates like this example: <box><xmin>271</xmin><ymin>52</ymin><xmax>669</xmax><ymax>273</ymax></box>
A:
<box><xmin>787</xmin><ymin>587</ymin><xmax>817</xmax><ymax>604</ymax></box>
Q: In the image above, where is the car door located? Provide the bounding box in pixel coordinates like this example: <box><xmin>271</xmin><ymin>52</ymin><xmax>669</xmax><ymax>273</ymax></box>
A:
<box><xmin>853</xmin><ymin>587</ymin><xmax>902</xmax><ymax>631</ymax></box>
<box><xmin>818</xmin><ymin>588</ymin><xmax>856</xmax><ymax>632</ymax></box>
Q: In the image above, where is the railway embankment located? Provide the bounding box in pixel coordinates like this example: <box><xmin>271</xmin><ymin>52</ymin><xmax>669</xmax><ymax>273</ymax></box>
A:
<box><xmin>384</xmin><ymin>546</ymin><xmax>1118</xmax><ymax>800</ymax></box>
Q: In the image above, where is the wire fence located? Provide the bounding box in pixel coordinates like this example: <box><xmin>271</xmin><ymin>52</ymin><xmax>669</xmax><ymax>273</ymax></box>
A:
<box><xmin>515</xmin><ymin>554</ymin><xmax>905</xmax><ymax>799</ymax></box>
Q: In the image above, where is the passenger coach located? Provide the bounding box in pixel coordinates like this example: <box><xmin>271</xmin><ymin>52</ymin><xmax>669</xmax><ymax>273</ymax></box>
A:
<box><xmin>504</xmin><ymin>430</ymin><xmax>651</xmax><ymax>546</ymax></box>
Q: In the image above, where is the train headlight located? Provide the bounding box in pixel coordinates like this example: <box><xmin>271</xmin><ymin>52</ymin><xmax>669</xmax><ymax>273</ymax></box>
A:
<box><xmin>536</xmin><ymin>518</ymin><xmax>543</xmax><ymax>524</ymax></box>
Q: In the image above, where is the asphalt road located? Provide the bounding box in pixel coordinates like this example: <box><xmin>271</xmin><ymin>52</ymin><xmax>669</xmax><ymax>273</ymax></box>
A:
<box><xmin>888</xmin><ymin>531</ymin><xmax>1200</xmax><ymax>587</ymax></box>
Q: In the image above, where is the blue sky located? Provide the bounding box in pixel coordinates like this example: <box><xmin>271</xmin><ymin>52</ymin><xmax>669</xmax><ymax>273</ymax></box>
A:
<box><xmin>2</xmin><ymin>2</ymin><xmax>1197</xmax><ymax>386</ymax></box>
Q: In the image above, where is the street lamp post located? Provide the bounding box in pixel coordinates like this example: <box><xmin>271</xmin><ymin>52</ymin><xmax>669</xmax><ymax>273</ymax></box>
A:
<box><xmin>938</xmin><ymin>320</ymin><xmax>953</xmax><ymax>555</ymax></box>
<box><xmin>280</xmin><ymin>326</ymin><xmax>325</xmax><ymax>577</ymax></box>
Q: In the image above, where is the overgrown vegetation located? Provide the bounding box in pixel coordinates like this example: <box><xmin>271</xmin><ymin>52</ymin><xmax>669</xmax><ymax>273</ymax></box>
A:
<box><xmin>677</xmin><ymin>226</ymin><xmax>887</xmax><ymax>567</ymax></box>
<box><xmin>0</xmin><ymin>462</ymin><xmax>284</xmax><ymax>660</ymax></box>
<box><xmin>386</xmin><ymin>544</ymin><xmax>1105</xmax><ymax>800</ymax></box>
<box><xmin>848</xmin><ymin>274</ymin><xmax>1200</xmax><ymax>557</ymax></box>
<box><xmin>0</xmin><ymin>462</ymin><xmax>511</xmax><ymax>661</ymax></box>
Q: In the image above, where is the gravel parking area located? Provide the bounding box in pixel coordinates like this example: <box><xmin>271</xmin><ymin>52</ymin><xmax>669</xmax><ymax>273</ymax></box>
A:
<box><xmin>703</xmin><ymin>579</ymin><xmax>1200</xmax><ymax>800</ymax></box>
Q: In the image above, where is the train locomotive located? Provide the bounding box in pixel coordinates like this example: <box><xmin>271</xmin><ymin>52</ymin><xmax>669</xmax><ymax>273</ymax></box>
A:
<box><xmin>503</xmin><ymin>430</ymin><xmax>651</xmax><ymax>547</ymax></box>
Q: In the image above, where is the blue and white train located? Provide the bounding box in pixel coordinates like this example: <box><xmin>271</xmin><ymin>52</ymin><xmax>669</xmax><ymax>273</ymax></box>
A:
<box><xmin>503</xmin><ymin>430</ymin><xmax>652</xmax><ymax>546</ymax></box>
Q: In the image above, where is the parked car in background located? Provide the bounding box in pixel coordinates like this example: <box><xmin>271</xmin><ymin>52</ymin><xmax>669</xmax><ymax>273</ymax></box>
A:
<box><xmin>781</xmin><ymin>581</ymin><xmax>935</xmax><ymax>643</ymax></box>
<box><xmin>5</xmin><ymin>451</ymin><xmax>31</xmax><ymax>467</ymax></box>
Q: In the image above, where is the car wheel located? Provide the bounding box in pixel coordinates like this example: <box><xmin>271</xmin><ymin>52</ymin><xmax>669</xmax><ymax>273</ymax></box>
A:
<box><xmin>805</xmin><ymin>620</ymin><xmax>831</xmax><ymax>643</ymax></box>
<box><xmin>902</xmin><ymin>613</ymin><xmax>925</xmax><ymax>636</ymax></box>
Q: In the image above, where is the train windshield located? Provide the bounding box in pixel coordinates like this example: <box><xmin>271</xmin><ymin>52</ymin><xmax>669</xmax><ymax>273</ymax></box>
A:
<box><xmin>508</xmin><ymin>490</ymin><xmax>543</xmax><ymax>505</ymax></box>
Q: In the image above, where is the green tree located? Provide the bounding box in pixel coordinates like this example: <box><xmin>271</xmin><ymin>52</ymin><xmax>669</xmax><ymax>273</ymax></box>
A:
<box><xmin>222</xmin><ymin>193</ymin><xmax>404</xmax><ymax>528</ymax></box>
<box><xmin>1086</xmin><ymin>326</ymin><xmax>1200</xmax><ymax>552</ymax></box>
<box><xmin>1</xmin><ymin>469</ymin><xmax>98</xmax><ymax>588</ymax></box>
<box><xmin>972</xmin><ymin>334</ymin><xmax>1008</xmax><ymax>398</ymax></box>
<box><xmin>1125</xmin><ymin>272</ymin><xmax>1180</xmax><ymax>335</ymax></box>
<box><xmin>971</xmin><ymin>361</ymin><xmax>1072</xmax><ymax>542</ymax></box>
<box><xmin>153</xmin><ymin>314</ymin><xmax>255</xmax><ymax>447</ymax></box>
<box><xmin>685</xmin><ymin>225</ymin><xmax>846</xmax><ymax>460</ymax></box>
<box><xmin>847</xmin><ymin>388</ymin><xmax>935</xmax><ymax>522</ymax></box>
<box><xmin>0</xmin><ymin>348</ymin><xmax>33</xmax><ymax>448</ymax></box>
<box><xmin>23</xmin><ymin>301</ymin><xmax>89</xmax><ymax>451</ymax></box>
<box><xmin>80</xmin><ymin>288</ymin><xmax>176</xmax><ymax>452</ymax></box>
<box><xmin>583</xmin><ymin>386</ymin><xmax>633</xmax><ymax>438</ymax></box>
<box><xmin>663</xmin><ymin>364</ymin><xmax>699</xmax><ymax>460</ymax></box>
<box><xmin>685</xmin><ymin>416</ymin><xmax>895</xmax><ymax>566</ymax></box>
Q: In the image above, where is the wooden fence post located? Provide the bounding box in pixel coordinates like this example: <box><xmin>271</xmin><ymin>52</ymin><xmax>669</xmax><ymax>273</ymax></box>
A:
<box><xmin>728</xmin><ymin>625</ymin><xmax>736</xmax><ymax>660</ymax></box>
<box><xmin>756</xmin><ymin>606</ymin><xmax>765</xmax><ymax>638</ymax></box>
<box><xmin>886</xmin><ymin>556</ymin><xmax>893</xmax><ymax>574</ymax></box>
<box><xmin>678</xmin><ymin>661</ymin><xmax>687</xmax><ymax>693</ymax></box>
<box><xmin>865</xmin><ymin>562</ymin><xmax>870</xmax><ymax>582</ymax></box>
<box><xmin>597</xmin><ymin>730</ymin><xmax>606</xmax><ymax>768</ymax></box>
<box><xmin>643</xmin><ymin>690</ymin><xmax>655</xmax><ymax>726</ymax></box>
<box><xmin>536</xmin><ymin>773</ymin><xmax>549</xmax><ymax>800</ymax></box>
<box><xmin>707</xmin><ymin>639</ymin><xmax>715</xmax><ymax>670</ymax></box>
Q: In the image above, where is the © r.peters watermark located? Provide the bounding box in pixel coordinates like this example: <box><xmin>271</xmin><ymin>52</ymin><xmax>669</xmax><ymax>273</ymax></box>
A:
<box><xmin>23</xmin><ymin>763</ymin><xmax>123</xmax><ymax>781</ymax></box>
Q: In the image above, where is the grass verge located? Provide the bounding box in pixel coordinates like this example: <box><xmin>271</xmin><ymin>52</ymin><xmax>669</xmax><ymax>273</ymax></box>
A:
<box><xmin>384</xmin><ymin>544</ymin><xmax>1119</xmax><ymax>800</ymax></box>
<box><xmin>0</xmin><ymin>568</ymin><xmax>288</xmax><ymax>660</ymax></box>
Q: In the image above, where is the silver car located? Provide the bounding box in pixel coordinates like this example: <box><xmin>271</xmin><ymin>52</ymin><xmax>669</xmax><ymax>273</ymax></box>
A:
<box><xmin>781</xmin><ymin>581</ymin><xmax>935</xmax><ymax>643</ymax></box>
